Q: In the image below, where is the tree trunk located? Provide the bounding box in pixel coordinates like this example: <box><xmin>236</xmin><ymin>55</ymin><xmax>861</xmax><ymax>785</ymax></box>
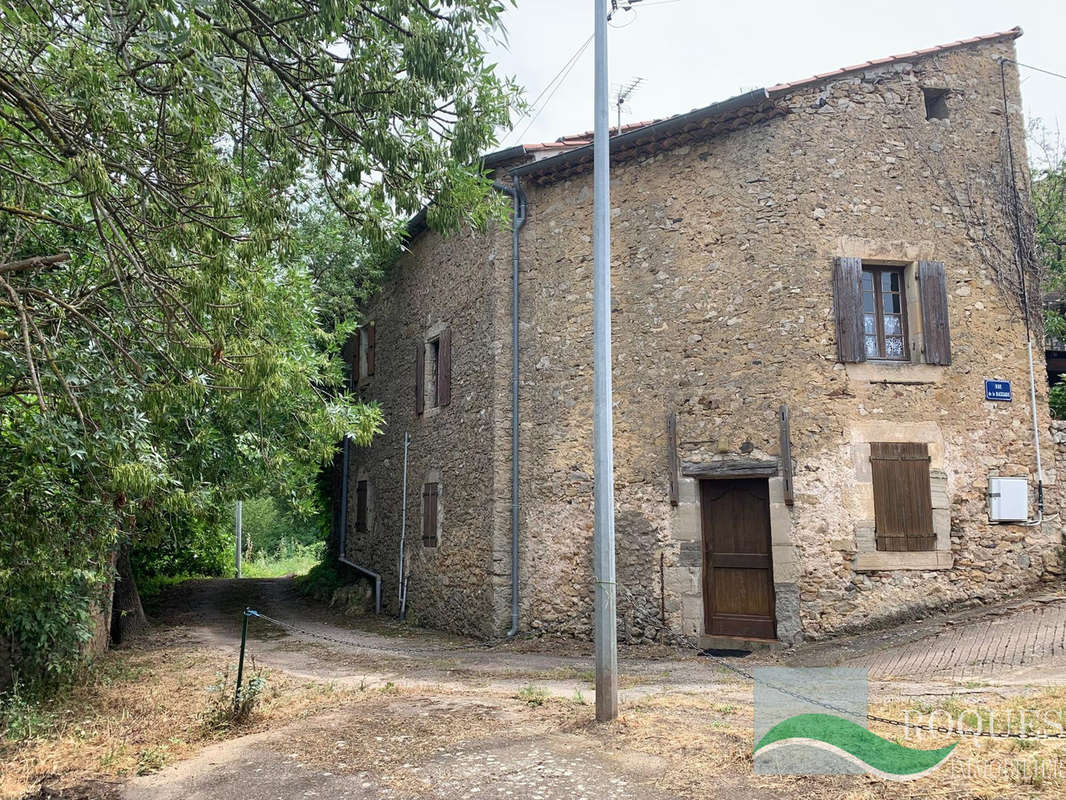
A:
<box><xmin>110</xmin><ymin>541</ymin><xmax>148</xmax><ymax>646</ymax></box>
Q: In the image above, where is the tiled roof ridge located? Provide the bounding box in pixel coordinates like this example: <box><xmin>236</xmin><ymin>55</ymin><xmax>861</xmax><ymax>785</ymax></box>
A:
<box><xmin>517</xmin><ymin>26</ymin><xmax>1022</xmax><ymax>152</ymax></box>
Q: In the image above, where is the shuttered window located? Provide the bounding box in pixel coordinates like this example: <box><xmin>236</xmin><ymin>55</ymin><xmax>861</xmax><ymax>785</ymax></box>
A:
<box><xmin>355</xmin><ymin>480</ymin><xmax>368</xmax><ymax>533</ymax></box>
<box><xmin>870</xmin><ymin>442</ymin><xmax>935</xmax><ymax>552</ymax></box>
<box><xmin>833</xmin><ymin>257</ymin><xmax>951</xmax><ymax>365</ymax></box>
<box><xmin>416</xmin><ymin>327</ymin><xmax>451</xmax><ymax>415</ymax></box>
<box><xmin>414</xmin><ymin>341</ymin><xmax>425</xmax><ymax>415</ymax></box>
<box><xmin>437</xmin><ymin>327</ymin><xmax>451</xmax><ymax>407</ymax></box>
<box><xmin>422</xmin><ymin>482</ymin><xmax>439</xmax><ymax>547</ymax></box>
<box><xmin>364</xmin><ymin>323</ymin><xmax>375</xmax><ymax>376</ymax></box>
<box><xmin>861</xmin><ymin>267</ymin><xmax>909</xmax><ymax>360</ymax></box>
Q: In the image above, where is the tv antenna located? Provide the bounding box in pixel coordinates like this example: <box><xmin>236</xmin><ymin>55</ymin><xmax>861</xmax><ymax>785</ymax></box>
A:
<box><xmin>607</xmin><ymin>0</ymin><xmax>645</xmax><ymax>21</ymax></box>
<box><xmin>615</xmin><ymin>77</ymin><xmax>644</xmax><ymax>134</ymax></box>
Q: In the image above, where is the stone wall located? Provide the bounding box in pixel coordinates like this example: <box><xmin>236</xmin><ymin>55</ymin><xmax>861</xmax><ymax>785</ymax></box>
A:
<box><xmin>347</xmin><ymin>34</ymin><xmax>1065</xmax><ymax>645</ymax></box>
<box><xmin>509</xmin><ymin>36</ymin><xmax>1063</xmax><ymax>644</ymax></box>
<box><xmin>341</xmin><ymin>222</ymin><xmax>513</xmax><ymax>636</ymax></box>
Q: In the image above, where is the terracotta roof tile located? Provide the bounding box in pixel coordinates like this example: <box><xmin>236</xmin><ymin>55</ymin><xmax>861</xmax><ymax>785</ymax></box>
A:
<box><xmin>508</xmin><ymin>28</ymin><xmax>1022</xmax><ymax>160</ymax></box>
<box><xmin>767</xmin><ymin>26</ymin><xmax>1021</xmax><ymax>95</ymax></box>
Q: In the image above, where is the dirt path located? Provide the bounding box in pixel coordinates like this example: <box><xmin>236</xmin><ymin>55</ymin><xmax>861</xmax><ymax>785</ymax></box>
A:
<box><xmin>150</xmin><ymin>577</ymin><xmax>750</xmax><ymax>701</ymax></box>
<box><xmin>110</xmin><ymin>577</ymin><xmax>1066</xmax><ymax>800</ymax></box>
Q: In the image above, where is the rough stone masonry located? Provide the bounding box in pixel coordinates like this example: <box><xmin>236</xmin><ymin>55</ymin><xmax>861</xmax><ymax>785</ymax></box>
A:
<box><xmin>338</xmin><ymin>28</ymin><xmax>1065</xmax><ymax>648</ymax></box>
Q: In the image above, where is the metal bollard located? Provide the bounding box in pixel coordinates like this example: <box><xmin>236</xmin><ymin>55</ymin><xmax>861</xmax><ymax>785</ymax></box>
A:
<box><xmin>234</xmin><ymin>608</ymin><xmax>251</xmax><ymax>711</ymax></box>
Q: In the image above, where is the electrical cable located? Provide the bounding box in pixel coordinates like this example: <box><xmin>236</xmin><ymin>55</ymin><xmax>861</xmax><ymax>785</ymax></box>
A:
<box><xmin>507</xmin><ymin>34</ymin><xmax>594</xmax><ymax>148</ymax></box>
<box><xmin>999</xmin><ymin>57</ymin><xmax>1045</xmax><ymax>524</ymax></box>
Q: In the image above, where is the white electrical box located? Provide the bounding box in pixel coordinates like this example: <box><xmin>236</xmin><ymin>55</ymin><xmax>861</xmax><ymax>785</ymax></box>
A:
<box><xmin>988</xmin><ymin>477</ymin><xmax>1028</xmax><ymax>523</ymax></box>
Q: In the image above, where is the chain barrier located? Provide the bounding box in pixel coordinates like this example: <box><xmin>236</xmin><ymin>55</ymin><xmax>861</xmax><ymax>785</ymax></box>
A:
<box><xmin>238</xmin><ymin>608</ymin><xmax>1066</xmax><ymax>741</ymax></box>
<box><xmin>699</xmin><ymin>649</ymin><xmax>1066</xmax><ymax>741</ymax></box>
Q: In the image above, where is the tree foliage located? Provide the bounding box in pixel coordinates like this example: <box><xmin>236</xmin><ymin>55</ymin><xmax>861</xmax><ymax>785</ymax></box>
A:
<box><xmin>0</xmin><ymin>0</ymin><xmax>515</xmax><ymax>687</ymax></box>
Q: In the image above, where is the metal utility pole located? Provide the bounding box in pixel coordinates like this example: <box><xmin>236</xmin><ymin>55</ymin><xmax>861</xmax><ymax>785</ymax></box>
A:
<box><xmin>593</xmin><ymin>0</ymin><xmax>618</xmax><ymax>723</ymax></box>
<box><xmin>235</xmin><ymin>500</ymin><xmax>243</xmax><ymax>578</ymax></box>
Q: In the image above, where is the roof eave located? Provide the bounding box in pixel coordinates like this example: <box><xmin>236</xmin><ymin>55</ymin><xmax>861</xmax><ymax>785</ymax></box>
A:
<box><xmin>510</xmin><ymin>88</ymin><xmax>774</xmax><ymax>182</ymax></box>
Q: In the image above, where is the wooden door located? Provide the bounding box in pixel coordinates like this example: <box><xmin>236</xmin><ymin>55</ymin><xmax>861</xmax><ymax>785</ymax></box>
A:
<box><xmin>700</xmin><ymin>478</ymin><xmax>776</xmax><ymax>639</ymax></box>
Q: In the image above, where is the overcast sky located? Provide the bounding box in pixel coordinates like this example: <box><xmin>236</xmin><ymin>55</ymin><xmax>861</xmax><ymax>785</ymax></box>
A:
<box><xmin>486</xmin><ymin>0</ymin><xmax>1065</xmax><ymax>159</ymax></box>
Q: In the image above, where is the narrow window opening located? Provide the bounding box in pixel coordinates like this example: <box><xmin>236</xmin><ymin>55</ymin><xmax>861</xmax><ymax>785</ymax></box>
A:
<box><xmin>422</xmin><ymin>482</ymin><xmax>439</xmax><ymax>547</ymax></box>
<box><xmin>923</xmin><ymin>88</ymin><xmax>949</xmax><ymax>121</ymax></box>
<box><xmin>425</xmin><ymin>338</ymin><xmax>440</xmax><ymax>408</ymax></box>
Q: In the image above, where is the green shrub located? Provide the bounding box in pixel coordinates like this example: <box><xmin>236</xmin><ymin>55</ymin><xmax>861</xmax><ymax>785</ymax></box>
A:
<box><xmin>296</xmin><ymin>559</ymin><xmax>344</xmax><ymax>603</ymax></box>
<box><xmin>1050</xmin><ymin>377</ymin><xmax>1066</xmax><ymax>420</ymax></box>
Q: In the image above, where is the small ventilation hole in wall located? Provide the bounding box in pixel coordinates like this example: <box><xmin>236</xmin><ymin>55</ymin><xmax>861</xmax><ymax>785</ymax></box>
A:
<box><xmin>923</xmin><ymin>88</ymin><xmax>949</xmax><ymax>121</ymax></box>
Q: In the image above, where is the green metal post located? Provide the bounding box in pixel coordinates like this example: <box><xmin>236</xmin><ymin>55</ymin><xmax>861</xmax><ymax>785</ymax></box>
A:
<box><xmin>234</xmin><ymin>608</ymin><xmax>250</xmax><ymax>710</ymax></box>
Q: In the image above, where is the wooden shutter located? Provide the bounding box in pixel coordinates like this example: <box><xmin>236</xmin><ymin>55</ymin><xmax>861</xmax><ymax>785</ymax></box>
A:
<box><xmin>833</xmin><ymin>257</ymin><xmax>865</xmax><ymax>363</ymax></box>
<box><xmin>437</xmin><ymin>327</ymin><xmax>452</xmax><ymax>407</ymax></box>
<box><xmin>352</xmin><ymin>328</ymin><xmax>361</xmax><ymax>385</ymax></box>
<box><xmin>870</xmin><ymin>442</ymin><xmax>935</xmax><ymax>552</ymax></box>
<box><xmin>779</xmin><ymin>405</ymin><xmax>794</xmax><ymax>506</ymax></box>
<box><xmin>355</xmin><ymin>480</ymin><xmax>368</xmax><ymax>532</ymax></box>
<box><xmin>918</xmin><ymin>260</ymin><xmax>951</xmax><ymax>366</ymax></box>
<box><xmin>414</xmin><ymin>341</ymin><xmax>424</xmax><ymax>415</ymax></box>
<box><xmin>666</xmin><ymin>412</ymin><xmax>680</xmax><ymax>506</ymax></box>
<box><xmin>422</xmin><ymin>483</ymin><xmax>438</xmax><ymax>547</ymax></box>
<box><xmin>365</xmin><ymin>324</ymin><xmax>375</xmax><ymax>376</ymax></box>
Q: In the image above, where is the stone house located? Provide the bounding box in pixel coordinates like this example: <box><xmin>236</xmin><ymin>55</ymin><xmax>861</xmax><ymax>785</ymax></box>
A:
<box><xmin>333</xmin><ymin>27</ymin><xmax>1064</xmax><ymax>647</ymax></box>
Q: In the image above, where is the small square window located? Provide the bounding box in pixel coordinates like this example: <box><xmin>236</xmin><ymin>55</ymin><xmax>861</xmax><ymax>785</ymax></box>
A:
<box><xmin>922</xmin><ymin>88</ymin><xmax>949</xmax><ymax>121</ymax></box>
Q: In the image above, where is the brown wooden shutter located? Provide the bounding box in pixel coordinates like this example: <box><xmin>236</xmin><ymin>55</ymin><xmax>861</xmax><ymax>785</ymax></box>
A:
<box><xmin>779</xmin><ymin>405</ymin><xmax>794</xmax><ymax>506</ymax></box>
<box><xmin>365</xmin><ymin>324</ymin><xmax>375</xmax><ymax>376</ymax></box>
<box><xmin>918</xmin><ymin>260</ymin><xmax>951</xmax><ymax>366</ymax></box>
<box><xmin>414</xmin><ymin>341</ymin><xmax>425</xmax><ymax>415</ymax></box>
<box><xmin>437</xmin><ymin>327</ymin><xmax>451</xmax><ymax>407</ymax></box>
<box><xmin>833</xmin><ymin>257</ymin><xmax>865</xmax><ymax>363</ymax></box>
<box><xmin>666</xmin><ymin>412</ymin><xmax>680</xmax><ymax>506</ymax></box>
<box><xmin>870</xmin><ymin>442</ymin><xmax>935</xmax><ymax>552</ymax></box>
<box><xmin>351</xmin><ymin>328</ymin><xmax>361</xmax><ymax>387</ymax></box>
<box><xmin>422</xmin><ymin>483</ymin><xmax>438</xmax><ymax>547</ymax></box>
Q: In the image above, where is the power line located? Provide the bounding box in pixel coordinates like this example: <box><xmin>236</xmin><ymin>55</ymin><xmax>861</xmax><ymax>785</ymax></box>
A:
<box><xmin>507</xmin><ymin>34</ymin><xmax>594</xmax><ymax>147</ymax></box>
<box><xmin>1002</xmin><ymin>58</ymin><xmax>1066</xmax><ymax>82</ymax></box>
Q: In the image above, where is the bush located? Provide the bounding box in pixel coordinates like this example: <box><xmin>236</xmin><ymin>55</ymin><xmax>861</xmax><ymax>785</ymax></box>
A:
<box><xmin>201</xmin><ymin>666</ymin><xmax>266</xmax><ymax>730</ymax></box>
<box><xmin>1051</xmin><ymin>378</ymin><xmax>1066</xmax><ymax>420</ymax></box>
<box><xmin>240</xmin><ymin>496</ymin><xmax>326</xmax><ymax>560</ymax></box>
<box><xmin>296</xmin><ymin>560</ymin><xmax>345</xmax><ymax>603</ymax></box>
<box><xmin>131</xmin><ymin>505</ymin><xmax>232</xmax><ymax>580</ymax></box>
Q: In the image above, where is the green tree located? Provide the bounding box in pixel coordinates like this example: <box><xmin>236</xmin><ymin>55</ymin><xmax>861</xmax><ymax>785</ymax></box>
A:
<box><xmin>0</xmin><ymin>0</ymin><xmax>515</xmax><ymax>688</ymax></box>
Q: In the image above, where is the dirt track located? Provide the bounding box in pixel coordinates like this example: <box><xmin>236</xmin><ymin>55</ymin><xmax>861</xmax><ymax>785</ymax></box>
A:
<box><xmin>87</xmin><ymin>577</ymin><xmax>1065</xmax><ymax>799</ymax></box>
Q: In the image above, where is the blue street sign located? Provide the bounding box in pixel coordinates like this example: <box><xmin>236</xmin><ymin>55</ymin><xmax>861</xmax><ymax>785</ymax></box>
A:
<box><xmin>985</xmin><ymin>380</ymin><xmax>1012</xmax><ymax>402</ymax></box>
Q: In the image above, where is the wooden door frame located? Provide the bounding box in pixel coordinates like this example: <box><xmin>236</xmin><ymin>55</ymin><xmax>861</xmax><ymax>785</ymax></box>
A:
<box><xmin>700</xmin><ymin>477</ymin><xmax>778</xmax><ymax>640</ymax></box>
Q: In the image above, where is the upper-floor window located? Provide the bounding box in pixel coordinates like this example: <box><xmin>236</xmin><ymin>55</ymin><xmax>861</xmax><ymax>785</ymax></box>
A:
<box><xmin>862</xmin><ymin>267</ymin><xmax>908</xmax><ymax>361</ymax></box>
<box><xmin>833</xmin><ymin>257</ymin><xmax>951</xmax><ymax>366</ymax></box>
<box><xmin>415</xmin><ymin>326</ymin><xmax>451</xmax><ymax>415</ymax></box>
<box><xmin>348</xmin><ymin>323</ymin><xmax>375</xmax><ymax>388</ymax></box>
<box><xmin>922</xmin><ymin>88</ymin><xmax>949</xmax><ymax>121</ymax></box>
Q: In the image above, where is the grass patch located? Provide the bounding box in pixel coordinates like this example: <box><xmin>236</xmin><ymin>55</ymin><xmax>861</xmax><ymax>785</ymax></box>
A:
<box><xmin>0</xmin><ymin>631</ymin><xmax>362</xmax><ymax>798</ymax></box>
<box><xmin>516</xmin><ymin>684</ymin><xmax>550</xmax><ymax>706</ymax></box>
<box><xmin>242</xmin><ymin>541</ymin><xmax>322</xmax><ymax>578</ymax></box>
